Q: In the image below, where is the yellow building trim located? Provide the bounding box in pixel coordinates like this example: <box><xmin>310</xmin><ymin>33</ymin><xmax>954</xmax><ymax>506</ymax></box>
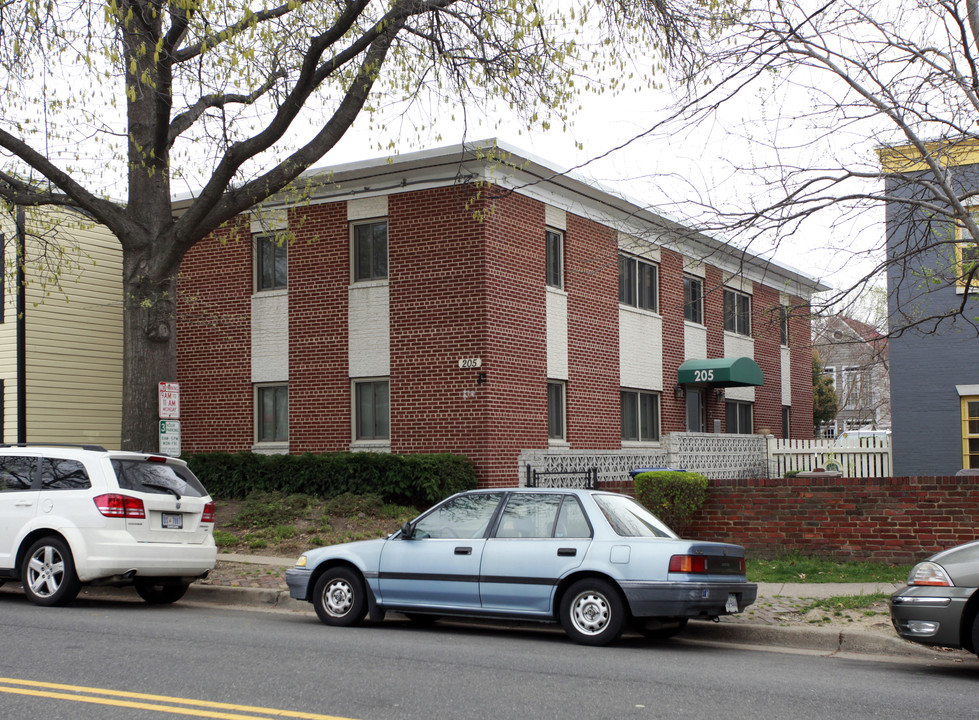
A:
<box><xmin>878</xmin><ymin>137</ymin><xmax>979</xmax><ymax>173</ymax></box>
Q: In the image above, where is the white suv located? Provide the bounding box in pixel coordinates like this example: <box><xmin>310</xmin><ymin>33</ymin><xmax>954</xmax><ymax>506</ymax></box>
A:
<box><xmin>0</xmin><ymin>444</ymin><xmax>216</xmax><ymax>606</ymax></box>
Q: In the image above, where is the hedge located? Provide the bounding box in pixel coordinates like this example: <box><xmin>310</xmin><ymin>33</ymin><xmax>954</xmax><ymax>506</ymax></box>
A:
<box><xmin>183</xmin><ymin>451</ymin><xmax>477</xmax><ymax>506</ymax></box>
<box><xmin>633</xmin><ymin>470</ymin><xmax>709</xmax><ymax>533</ymax></box>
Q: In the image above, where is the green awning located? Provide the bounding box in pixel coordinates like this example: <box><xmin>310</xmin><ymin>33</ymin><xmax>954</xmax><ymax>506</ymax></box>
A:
<box><xmin>676</xmin><ymin>357</ymin><xmax>764</xmax><ymax>388</ymax></box>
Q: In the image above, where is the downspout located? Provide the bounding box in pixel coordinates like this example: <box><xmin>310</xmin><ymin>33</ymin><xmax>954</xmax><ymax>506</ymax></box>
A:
<box><xmin>16</xmin><ymin>205</ymin><xmax>26</xmax><ymax>444</ymax></box>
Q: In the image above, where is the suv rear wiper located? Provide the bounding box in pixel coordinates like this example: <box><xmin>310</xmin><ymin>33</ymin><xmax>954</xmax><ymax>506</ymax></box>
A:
<box><xmin>142</xmin><ymin>482</ymin><xmax>182</xmax><ymax>500</ymax></box>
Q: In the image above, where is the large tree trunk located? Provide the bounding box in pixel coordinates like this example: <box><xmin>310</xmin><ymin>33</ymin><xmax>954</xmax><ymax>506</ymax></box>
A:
<box><xmin>120</xmin><ymin>248</ymin><xmax>179</xmax><ymax>452</ymax></box>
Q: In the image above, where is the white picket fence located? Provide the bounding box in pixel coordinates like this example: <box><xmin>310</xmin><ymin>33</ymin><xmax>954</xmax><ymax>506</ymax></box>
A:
<box><xmin>768</xmin><ymin>436</ymin><xmax>892</xmax><ymax>478</ymax></box>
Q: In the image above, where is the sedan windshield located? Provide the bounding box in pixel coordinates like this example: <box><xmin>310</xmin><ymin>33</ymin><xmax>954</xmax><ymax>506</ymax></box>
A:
<box><xmin>592</xmin><ymin>494</ymin><xmax>677</xmax><ymax>538</ymax></box>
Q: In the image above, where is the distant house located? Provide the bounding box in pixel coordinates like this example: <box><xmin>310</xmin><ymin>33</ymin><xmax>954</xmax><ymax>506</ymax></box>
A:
<box><xmin>812</xmin><ymin>314</ymin><xmax>890</xmax><ymax>437</ymax></box>
<box><xmin>0</xmin><ymin>207</ymin><xmax>122</xmax><ymax>447</ymax></box>
<box><xmin>173</xmin><ymin>140</ymin><xmax>828</xmax><ymax>486</ymax></box>
<box><xmin>880</xmin><ymin>141</ymin><xmax>979</xmax><ymax>475</ymax></box>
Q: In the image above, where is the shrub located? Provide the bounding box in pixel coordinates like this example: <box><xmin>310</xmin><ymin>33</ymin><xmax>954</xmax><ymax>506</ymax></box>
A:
<box><xmin>784</xmin><ymin>469</ymin><xmax>801</xmax><ymax>479</ymax></box>
<box><xmin>633</xmin><ymin>471</ymin><xmax>709</xmax><ymax>533</ymax></box>
<box><xmin>185</xmin><ymin>451</ymin><xmax>477</xmax><ymax>506</ymax></box>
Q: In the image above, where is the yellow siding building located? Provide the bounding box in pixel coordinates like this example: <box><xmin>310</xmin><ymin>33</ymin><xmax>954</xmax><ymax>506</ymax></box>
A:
<box><xmin>0</xmin><ymin>208</ymin><xmax>122</xmax><ymax>447</ymax></box>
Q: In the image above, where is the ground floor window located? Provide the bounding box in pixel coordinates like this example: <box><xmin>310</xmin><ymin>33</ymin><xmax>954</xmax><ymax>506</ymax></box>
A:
<box><xmin>963</xmin><ymin>396</ymin><xmax>979</xmax><ymax>469</ymax></box>
<box><xmin>726</xmin><ymin>400</ymin><xmax>753</xmax><ymax>434</ymax></box>
<box><xmin>256</xmin><ymin>384</ymin><xmax>288</xmax><ymax>443</ymax></box>
<box><xmin>355</xmin><ymin>379</ymin><xmax>390</xmax><ymax>440</ymax></box>
<box><xmin>548</xmin><ymin>381</ymin><xmax>566</xmax><ymax>441</ymax></box>
<box><xmin>621</xmin><ymin>389</ymin><xmax>660</xmax><ymax>442</ymax></box>
<box><xmin>782</xmin><ymin>406</ymin><xmax>791</xmax><ymax>439</ymax></box>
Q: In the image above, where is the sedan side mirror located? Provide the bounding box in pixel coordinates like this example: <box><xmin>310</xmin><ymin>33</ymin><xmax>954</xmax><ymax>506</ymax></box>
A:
<box><xmin>400</xmin><ymin>521</ymin><xmax>415</xmax><ymax>539</ymax></box>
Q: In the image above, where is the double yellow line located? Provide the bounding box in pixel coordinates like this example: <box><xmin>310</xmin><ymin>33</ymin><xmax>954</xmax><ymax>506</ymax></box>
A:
<box><xmin>0</xmin><ymin>677</ymin><xmax>359</xmax><ymax>720</ymax></box>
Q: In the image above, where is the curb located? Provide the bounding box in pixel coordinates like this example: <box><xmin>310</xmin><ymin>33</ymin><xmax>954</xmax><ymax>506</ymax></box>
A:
<box><xmin>684</xmin><ymin>618</ymin><xmax>945</xmax><ymax>657</ymax></box>
<box><xmin>70</xmin><ymin>582</ymin><xmax>968</xmax><ymax>659</ymax></box>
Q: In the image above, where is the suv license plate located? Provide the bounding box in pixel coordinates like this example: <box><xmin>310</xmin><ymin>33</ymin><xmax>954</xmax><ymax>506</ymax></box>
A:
<box><xmin>725</xmin><ymin>593</ymin><xmax>739</xmax><ymax>613</ymax></box>
<box><xmin>162</xmin><ymin>513</ymin><xmax>183</xmax><ymax>530</ymax></box>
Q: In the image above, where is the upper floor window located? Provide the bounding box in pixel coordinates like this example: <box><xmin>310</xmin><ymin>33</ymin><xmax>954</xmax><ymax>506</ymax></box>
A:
<box><xmin>621</xmin><ymin>389</ymin><xmax>660</xmax><ymax>442</ymax></box>
<box><xmin>618</xmin><ymin>254</ymin><xmax>658</xmax><ymax>312</ymax></box>
<box><xmin>841</xmin><ymin>367</ymin><xmax>871</xmax><ymax>410</ymax></box>
<box><xmin>724</xmin><ymin>288</ymin><xmax>751</xmax><ymax>336</ymax></box>
<box><xmin>256</xmin><ymin>235</ymin><xmax>287</xmax><ymax>291</ymax></box>
<box><xmin>683</xmin><ymin>275</ymin><xmax>703</xmax><ymax>324</ymax></box>
<box><xmin>780</xmin><ymin>306</ymin><xmax>790</xmax><ymax>346</ymax></box>
<box><xmin>546</xmin><ymin>228</ymin><xmax>564</xmax><ymax>289</ymax></box>
<box><xmin>353</xmin><ymin>220</ymin><xmax>388</xmax><ymax>282</ymax></box>
<box><xmin>957</xmin><ymin>241</ymin><xmax>978</xmax><ymax>292</ymax></box>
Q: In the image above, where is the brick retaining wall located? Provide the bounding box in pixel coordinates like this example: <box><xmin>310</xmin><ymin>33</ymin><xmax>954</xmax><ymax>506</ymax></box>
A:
<box><xmin>678</xmin><ymin>475</ymin><xmax>979</xmax><ymax>564</ymax></box>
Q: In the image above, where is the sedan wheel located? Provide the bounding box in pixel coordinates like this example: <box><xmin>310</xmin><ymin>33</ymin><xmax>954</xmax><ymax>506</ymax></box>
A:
<box><xmin>972</xmin><ymin>613</ymin><xmax>979</xmax><ymax>661</ymax></box>
<box><xmin>560</xmin><ymin>579</ymin><xmax>625</xmax><ymax>646</ymax></box>
<box><xmin>312</xmin><ymin>568</ymin><xmax>367</xmax><ymax>627</ymax></box>
<box><xmin>134</xmin><ymin>580</ymin><xmax>190</xmax><ymax>604</ymax></box>
<box><xmin>22</xmin><ymin>537</ymin><xmax>81</xmax><ymax>607</ymax></box>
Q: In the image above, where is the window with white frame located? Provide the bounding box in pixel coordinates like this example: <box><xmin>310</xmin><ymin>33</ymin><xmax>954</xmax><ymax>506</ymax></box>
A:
<box><xmin>780</xmin><ymin>305</ymin><xmax>790</xmax><ymax>346</ymax></box>
<box><xmin>683</xmin><ymin>275</ymin><xmax>703</xmax><ymax>324</ymax></box>
<box><xmin>256</xmin><ymin>384</ymin><xmax>288</xmax><ymax>443</ymax></box>
<box><xmin>621</xmin><ymin>389</ymin><xmax>660</xmax><ymax>442</ymax></box>
<box><xmin>546</xmin><ymin>228</ymin><xmax>564</xmax><ymax>289</ymax></box>
<box><xmin>725</xmin><ymin>400</ymin><xmax>753</xmax><ymax>434</ymax></box>
<box><xmin>618</xmin><ymin>254</ymin><xmax>658</xmax><ymax>312</ymax></box>
<box><xmin>354</xmin><ymin>379</ymin><xmax>390</xmax><ymax>440</ymax></box>
<box><xmin>782</xmin><ymin>406</ymin><xmax>791</xmax><ymax>439</ymax></box>
<box><xmin>841</xmin><ymin>367</ymin><xmax>871</xmax><ymax>410</ymax></box>
<box><xmin>723</xmin><ymin>288</ymin><xmax>751</xmax><ymax>336</ymax></box>
<box><xmin>352</xmin><ymin>220</ymin><xmax>388</xmax><ymax>282</ymax></box>
<box><xmin>255</xmin><ymin>235</ymin><xmax>287</xmax><ymax>291</ymax></box>
<box><xmin>956</xmin><ymin>240</ymin><xmax>978</xmax><ymax>292</ymax></box>
<box><xmin>548</xmin><ymin>381</ymin><xmax>566</xmax><ymax>441</ymax></box>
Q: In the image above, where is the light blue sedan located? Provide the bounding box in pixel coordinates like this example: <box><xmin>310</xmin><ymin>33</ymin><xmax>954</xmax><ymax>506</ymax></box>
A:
<box><xmin>286</xmin><ymin>488</ymin><xmax>757</xmax><ymax>645</ymax></box>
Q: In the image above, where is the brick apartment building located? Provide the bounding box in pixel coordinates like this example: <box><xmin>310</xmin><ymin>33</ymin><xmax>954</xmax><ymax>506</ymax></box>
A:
<box><xmin>174</xmin><ymin>140</ymin><xmax>827</xmax><ymax>486</ymax></box>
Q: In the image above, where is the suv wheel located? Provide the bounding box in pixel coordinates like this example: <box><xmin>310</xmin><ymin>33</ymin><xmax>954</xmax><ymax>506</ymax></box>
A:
<box><xmin>22</xmin><ymin>537</ymin><xmax>82</xmax><ymax>606</ymax></box>
<box><xmin>134</xmin><ymin>579</ymin><xmax>191</xmax><ymax>604</ymax></box>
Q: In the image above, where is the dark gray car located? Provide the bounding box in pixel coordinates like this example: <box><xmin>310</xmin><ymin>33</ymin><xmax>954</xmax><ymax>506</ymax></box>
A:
<box><xmin>890</xmin><ymin>540</ymin><xmax>979</xmax><ymax>657</ymax></box>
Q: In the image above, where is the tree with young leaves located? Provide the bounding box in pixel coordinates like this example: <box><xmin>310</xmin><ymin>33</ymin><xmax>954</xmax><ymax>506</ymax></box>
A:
<box><xmin>812</xmin><ymin>351</ymin><xmax>839</xmax><ymax>437</ymax></box>
<box><xmin>626</xmin><ymin>0</ymin><xmax>979</xmax><ymax>333</ymax></box>
<box><xmin>0</xmin><ymin>0</ymin><xmax>725</xmax><ymax>450</ymax></box>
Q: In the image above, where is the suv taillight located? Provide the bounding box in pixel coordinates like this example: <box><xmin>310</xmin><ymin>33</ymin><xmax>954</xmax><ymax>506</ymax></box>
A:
<box><xmin>201</xmin><ymin>502</ymin><xmax>215</xmax><ymax>524</ymax></box>
<box><xmin>94</xmin><ymin>494</ymin><xmax>146</xmax><ymax>519</ymax></box>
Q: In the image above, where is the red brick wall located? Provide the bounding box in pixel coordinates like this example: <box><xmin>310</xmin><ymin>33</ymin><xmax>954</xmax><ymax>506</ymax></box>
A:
<box><xmin>788</xmin><ymin>294</ymin><xmax>815</xmax><ymax>438</ymax></box>
<box><xmin>176</xmin><ymin>222</ymin><xmax>254</xmax><ymax>451</ymax></box>
<box><xmin>287</xmin><ymin>202</ymin><xmax>350</xmax><ymax>451</ymax></box>
<box><xmin>478</xmin><ymin>191</ymin><xmax>548</xmax><ymax>485</ymax></box>
<box><xmin>659</xmin><ymin>248</ymin><xmax>687</xmax><ymax>432</ymax></box>
<box><xmin>565</xmin><ymin>214</ymin><xmax>619</xmax><ymax>448</ymax></box>
<box><xmin>684</xmin><ymin>475</ymin><xmax>979</xmax><ymax>563</ymax></box>
<box><xmin>751</xmin><ymin>283</ymin><xmax>783</xmax><ymax>436</ymax></box>
<box><xmin>387</xmin><ymin>186</ymin><xmax>491</xmax><ymax>463</ymax></box>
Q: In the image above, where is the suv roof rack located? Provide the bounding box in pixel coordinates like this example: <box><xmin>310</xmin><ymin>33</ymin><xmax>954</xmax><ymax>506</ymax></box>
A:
<box><xmin>0</xmin><ymin>443</ymin><xmax>108</xmax><ymax>452</ymax></box>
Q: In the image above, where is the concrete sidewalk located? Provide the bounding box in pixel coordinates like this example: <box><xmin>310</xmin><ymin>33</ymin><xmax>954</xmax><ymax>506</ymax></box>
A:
<box><xmin>53</xmin><ymin>554</ymin><xmax>973</xmax><ymax>660</ymax></box>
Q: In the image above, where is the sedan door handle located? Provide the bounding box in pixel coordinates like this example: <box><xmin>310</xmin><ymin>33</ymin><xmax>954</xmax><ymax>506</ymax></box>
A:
<box><xmin>14</xmin><ymin>501</ymin><xmax>33</xmax><ymax>507</ymax></box>
<box><xmin>454</xmin><ymin>546</ymin><xmax>472</xmax><ymax>555</ymax></box>
<box><xmin>557</xmin><ymin>548</ymin><xmax>577</xmax><ymax>557</ymax></box>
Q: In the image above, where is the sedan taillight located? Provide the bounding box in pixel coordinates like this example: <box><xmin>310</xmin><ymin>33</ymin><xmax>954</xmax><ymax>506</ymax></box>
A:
<box><xmin>93</xmin><ymin>494</ymin><xmax>146</xmax><ymax>519</ymax></box>
<box><xmin>201</xmin><ymin>502</ymin><xmax>216</xmax><ymax>524</ymax></box>
<box><xmin>669</xmin><ymin>555</ymin><xmax>709</xmax><ymax>574</ymax></box>
<box><xmin>669</xmin><ymin>555</ymin><xmax>746</xmax><ymax>574</ymax></box>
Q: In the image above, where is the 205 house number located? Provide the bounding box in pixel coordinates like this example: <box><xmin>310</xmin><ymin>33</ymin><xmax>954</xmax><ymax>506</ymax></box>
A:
<box><xmin>458</xmin><ymin>358</ymin><xmax>482</xmax><ymax>369</ymax></box>
<box><xmin>693</xmin><ymin>369</ymin><xmax>714</xmax><ymax>382</ymax></box>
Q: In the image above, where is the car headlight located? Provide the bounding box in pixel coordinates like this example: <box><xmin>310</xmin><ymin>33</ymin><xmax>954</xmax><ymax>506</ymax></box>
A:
<box><xmin>906</xmin><ymin>561</ymin><xmax>953</xmax><ymax>587</ymax></box>
<box><xmin>295</xmin><ymin>555</ymin><xmax>308</xmax><ymax>568</ymax></box>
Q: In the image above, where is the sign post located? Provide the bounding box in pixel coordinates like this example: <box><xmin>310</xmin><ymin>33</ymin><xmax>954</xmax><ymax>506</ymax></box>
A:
<box><xmin>158</xmin><ymin>382</ymin><xmax>181</xmax><ymax>456</ymax></box>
